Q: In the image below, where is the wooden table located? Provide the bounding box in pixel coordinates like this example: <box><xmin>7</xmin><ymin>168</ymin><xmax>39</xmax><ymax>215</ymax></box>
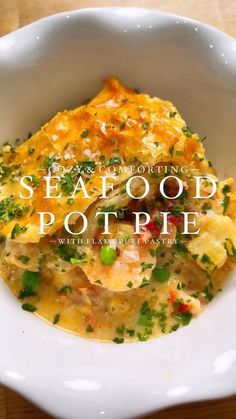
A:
<box><xmin>0</xmin><ymin>0</ymin><xmax>236</xmax><ymax>418</ymax></box>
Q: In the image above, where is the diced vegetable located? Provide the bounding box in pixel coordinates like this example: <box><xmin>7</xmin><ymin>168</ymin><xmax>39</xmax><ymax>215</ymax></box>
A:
<box><xmin>152</xmin><ymin>267</ymin><xmax>170</xmax><ymax>283</ymax></box>
<box><xmin>99</xmin><ymin>245</ymin><xmax>117</xmax><ymax>265</ymax></box>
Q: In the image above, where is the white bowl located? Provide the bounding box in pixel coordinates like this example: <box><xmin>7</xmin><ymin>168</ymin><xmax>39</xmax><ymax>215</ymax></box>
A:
<box><xmin>0</xmin><ymin>8</ymin><xmax>236</xmax><ymax>419</ymax></box>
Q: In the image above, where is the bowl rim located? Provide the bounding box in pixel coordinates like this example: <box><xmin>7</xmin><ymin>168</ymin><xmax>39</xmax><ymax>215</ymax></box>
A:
<box><xmin>1</xmin><ymin>6</ymin><xmax>235</xmax><ymax>42</ymax></box>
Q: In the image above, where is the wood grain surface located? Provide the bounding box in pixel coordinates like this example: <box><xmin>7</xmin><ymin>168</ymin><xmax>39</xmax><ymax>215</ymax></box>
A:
<box><xmin>0</xmin><ymin>1</ymin><xmax>236</xmax><ymax>418</ymax></box>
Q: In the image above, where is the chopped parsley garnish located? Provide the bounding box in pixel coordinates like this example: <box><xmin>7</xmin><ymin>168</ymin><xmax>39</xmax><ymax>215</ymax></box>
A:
<box><xmin>86</xmin><ymin>324</ymin><xmax>94</xmax><ymax>333</ymax></box>
<box><xmin>116</xmin><ymin>324</ymin><xmax>125</xmax><ymax>335</ymax></box>
<box><xmin>59</xmin><ymin>285</ymin><xmax>72</xmax><ymax>295</ymax></box>
<box><xmin>70</xmin><ymin>255</ymin><xmax>86</xmax><ymax>265</ymax></box>
<box><xmin>53</xmin><ymin>313</ymin><xmax>60</xmax><ymax>325</ymax></box>
<box><xmin>169</xmin><ymin>111</ymin><xmax>177</xmax><ymax>117</ymax></box>
<box><xmin>201</xmin><ymin>253</ymin><xmax>214</xmax><ymax>266</ymax></box>
<box><xmin>222</xmin><ymin>184</ymin><xmax>230</xmax><ymax>214</ymax></box>
<box><xmin>126</xmin><ymin>281</ymin><xmax>133</xmax><ymax>288</ymax></box>
<box><xmin>224</xmin><ymin>238</ymin><xmax>236</xmax><ymax>258</ymax></box>
<box><xmin>171</xmin><ymin>324</ymin><xmax>179</xmax><ymax>332</ymax></box>
<box><xmin>78</xmin><ymin>160</ymin><xmax>96</xmax><ymax>174</ymax></box>
<box><xmin>173</xmin><ymin>311</ymin><xmax>192</xmax><ymax>326</ymax></box>
<box><xmin>137</xmin><ymin>332</ymin><xmax>149</xmax><ymax>342</ymax></box>
<box><xmin>19</xmin><ymin>270</ymin><xmax>40</xmax><ymax>299</ymax></box>
<box><xmin>11</xmin><ymin>223</ymin><xmax>27</xmax><ymax>239</ymax></box>
<box><xmin>177</xmin><ymin>282</ymin><xmax>185</xmax><ymax>290</ymax></box>
<box><xmin>55</xmin><ymin>245</ymin><xmax>83</xmax><ymax>262</ymax></box>
<box><xmin>141</xmin><ymin>262</ymin><xmax>153</xmax><ymax>272</ymax></box>
<box><xmin>0</xmin><ymin>164</ymin><xmax>11</xmax><ymax>185</ymax></box>
<box><xmin>117</xmin><ymin>208</ymin><xmax>125</xmax><ymax>219</ymax></box>
<box><xmin>38</xmin><ymin>254</ymin><xmax>47</xmax><ymax>269</ymax></box>
<box><xmin>203</xmin><ymin>286</ymin><xmax>214</xmax><ymax>302</ymax></box>
<box><xmin>202</xmin><ymin>202</ymin><xmax>212</xmax><ymax>214</ymax></box>
<box><xmin>28</xmin><ymin>146</ymin><xmax>35</xmax><ymax>154</ymax></box>
<box><xmin>182</xmin><ymin>126</ymin><xmax>193</xmax><ymax>138</ymax></box>
<box><xmin>169</xmin><ymin>145</ymin><xmax>174</xmax><ymax>157</ymax></box>
<box><xmin>81</xmin><ymin>129</ymin><xmax>89</xmax><ymax>138</ymax></box>
<box><xmin>28</xmin><ymin>174</ymin><xmax>40</xmax><ymax>188</ymax></box>
<box><xmin>126</xmin><ymin>329</ymin><xmax>135</xmax><ymax>337</ymax></box>
<box><xmin>171</xmin><ymin>206</ymin><xmax>182</xmax><ymax>216</ymax></box>
<box><xmin>22</xmin><ymin>303</ymin><xmax>37</xmax><ymax>313</ymax></box>
<box><xmin>0</xmin><ymin>196</ymin><xmax>29</xmax><ymax>223</ymax></box>
<box><xmin>43</xmin><ymin>155</ymin><xmax>56</xmax><ymax>169</ymax></box>
<box><xmin>175</xmin><ymin>240</ymin><xmax>188</xmax><ymax>254</ymax></box>
<box><xmin>102</xmin><ymin>205</ymin><xmax>115</xmax><ymax>212</ymax></box>
<box><xmin>138</xmin><ymin>301</ymin><xmax>154</xmax><ymax>329</ymax></box>
<box><xmin>60</xmin><ymin>173</ymin><xmax>74</xmax><ymax>195</ymax></box>
<box><xmin>119</xmin><ymin>121</ymin><xmax>126</xmax><ymax>130</ymax></box>
<box><xmin>113</xmin><ymin>337</ymin><xmax>124</xmax><ymax>344</ymax></box>
<box><xmin>67</xmin><ymin>198</ymin><xmax>74</xmax><ymax>205</ymax></box>
<box><xmin>142</xmin><ymin>121</ymin><xmax>150</xmax><ymax>130</ymax></box>
<box><xmin>155</xmin><ymin>303</ymin><xmax>168</xmax><ymax>333</ymax></box>
<box><xmin>140</xmin><ymin>277</ymin><xmax>149</xmax><ymax>288</ymax></box>
<box><xmin>17</xmin><ymin>255</ymin><xmax>30</xmax><ymax>265</ymax></box>
<box><xmin>108</xmin><ymin>156</ymin><xmax>121</xmax><ymax>165</ymax></box>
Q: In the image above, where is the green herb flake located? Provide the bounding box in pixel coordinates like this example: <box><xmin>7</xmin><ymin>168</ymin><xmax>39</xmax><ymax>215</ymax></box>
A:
<box><xmin>78</xmin><ymin>160</ymin><xmax>96</xmax><ymax>174</ymax></box>
<box><xmin>28</xmin><ymin>146</ymin><xmax>35</xmax><ymax>155</ymax></box>
<box><xmin>126</xmin><ymin>329</ymin><xmax>135</xmax><ymax>337</ymax></box>
<box><xmin>86</xmin><ymin>324</ymin><xmax>94</xmax><ymax>333</ymax></box>
<box><xmin>22</xmin><ymin>303</ymin><xmax>37</xmax><ymax>313</ymax></box>
<box><xmin>137</xmin><ymin>332</ymin><xmax>149</xmax><ymax>342</ymax></box>
<box><xmin>113</xmin><ymin>337</ymin><xmax>124</xmax><ymax>344</ymax></box>
<box><xmin>116</xmin><ymin>324</ymin><xmax>125</xmax><ymax>335</ymax></box>
<box><xmin>169</xmin><ymin>145</ymin><xmax>174</xmax><ymax>157</ymax></box>
<box><xmin>19</xmin><ymin>270</ymin><xmax>40</xmax><ymax>299</ymax></box>
<box><xmin>202</xmin><ymin>202</ymin><xmax>212</xmax><ymax>214</ymax></box>
<box><xmin>170</xmin><ymin>324</ymin><xmax>179</xmax><ymax>332</ymax></box>
<box><xmin>119</xmin><ymin>122</ymin><xmax>126</xmax><ymax>130</ymax></box>
<box><xmin>67</xmin><ymin>198</ymin><xmax>74</xmax><ymax>205</ymax></box>
<box><xmin>17</xmin><ymin>255</ymin><xmax>30</xmax><ymax>265</ymax></box>
<box><xmin>142</xmin><ymin>121</ymin><xmax>150</xmax><ymax>130</ymax></box>
<box><xmin>201</xmin><ymin>253</ymin><xmax>214</xmax><ymax>266</ymax></box>
<box><xmin>81</xmin><ymin>129</ymin><xmax>89</xmax><ymax>138</ymax></box>
<box><xmin>140</xmin><ymin>277</ymin><xmax>149</xmax><ymax>288</ymax></box>
<box><xmin>224</xmin><ymin>238</ymin><xmax>236</xmax><ymax>258</ymax></box>
<box><xmin>43</xmin><ymin>155</ymin><xmax>56</xmax><ymax>169</ymax></box>
<box><xmin>28</xmin><ymin>174</ymin><xmax>40</xmax><ymax>188</ymax></box>
<box><xmin>203</xmin><ymin>286</ymin><xmax>214</xmax><ymax>302</ymax></box>
<box><xmin>59</xmin><ymin>285</ymin><xmax>72</xmax><ymax>295</ymax></box>
<box><xmin>138</xmin><ymin>301</ymin><xmax>154</xmax><ymax>328</ymax></box>
<box><xmin>182</xmin><ymin>126</ymin><xmax>193</xmax><ymax>138</ymax></box>
<box><xmin>60</xmin><ymin>173</ymin><xmax>74</xmax><ymax>195</ymax></box>
<box><xmin>0</xmin><ymin>196</ymin><xmax>29</xmax><ymax>223</ymax></box>
<box><xmin>141</xmin><ymin>262</ymin><xmax>153</xmax><ymax>272</ymax></box>
<box><xmin>173</xmin><ymin>311</ymin><xmax>192</xmax><ymax>326</ymax></box>
<box><xmin>222</xmin><ymin>184</ymin><xmax>230</xmax><ymax>214</ymax></box>
<box><xmin>171</xmin><ymin>206</ymin><xmax>182</xmax><ymax>216</ymax></box>
<box><xmin>11</xmin><ymin>223</ymin><xmax>27</xmax><ymax>239</ymax></box>
<box><xmin>53</xmin><ymin>313</ymin><xmax>60</xmax><ymax>325</ymax></box>
<box><xmin>108</xmin><ymin>156</ymin><xmax>122</xmax><ymax>166</ymax></box>
<box><xmin>175</xmin><ymin>241</ymin><xmax>188</xmax><ymax>254</ymax></box>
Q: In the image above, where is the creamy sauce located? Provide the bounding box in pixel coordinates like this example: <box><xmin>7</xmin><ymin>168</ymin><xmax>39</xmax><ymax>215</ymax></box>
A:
<box><xmin>1</xmin><ymin>243</ymin><xmax>231</xmax><ymax>342</ymax></box>
<box><xmin>0</xmin><ymin>77</ymin><xmax>236</xmax><ymax>343</ymax></box>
